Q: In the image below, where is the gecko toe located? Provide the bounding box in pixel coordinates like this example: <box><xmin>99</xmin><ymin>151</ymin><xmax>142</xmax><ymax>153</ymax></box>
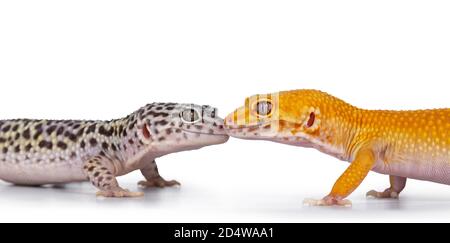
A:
<box><xmin>303</xmin><ymin>197</ymin><xmax>352</xmax><ymax>207</ymax></box>
<box><xmin>96</xmin><ymin>189</ymin><xmax>144</xmax><ymax>198</ymax></box>
<box><xmin>366</xmin><ymin>189</ymin><xmax>399</xmax><ymax>199</ymax></box>
<box><xmin>138</xmin><ymin>178</ymin><xmax>181</xmax><ymax>188</ymax></box>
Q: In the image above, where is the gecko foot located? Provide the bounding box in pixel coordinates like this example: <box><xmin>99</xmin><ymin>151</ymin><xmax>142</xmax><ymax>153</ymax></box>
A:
<box><xmin>96</xmin><ymin>188</ymin><xmax>144</xmax><ymax>198</ymax></box>
<box><xmin>303</xmin><ymin>196</ymin><xmax>352</xmax><ymax>207</ymax></box>
<box><xmin>366</xmin><ymin>189</ymin><xmax>399</xmax><ymax>199</ymax></box>
<box><xmin>138</xmin><ymin>177</ymin><xmax>181</xmax><ymax>188</ymax></box>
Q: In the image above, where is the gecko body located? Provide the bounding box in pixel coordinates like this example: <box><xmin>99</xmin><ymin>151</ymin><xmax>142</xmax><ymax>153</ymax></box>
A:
<box><xmin>0</xmin><ymin>103</ymin><xmax>229</xmax><ymax>197</ymax></box>
<box><xmin>225</xmin><ymin>89</ymin><xmax>449</xmax><ymax>206</ymax></box>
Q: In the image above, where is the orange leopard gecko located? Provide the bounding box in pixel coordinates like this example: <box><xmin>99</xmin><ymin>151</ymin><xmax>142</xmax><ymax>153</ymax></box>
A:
<box><xmin>224</xmin><ymin>89</ymin><xmax>449</xmax><ymax>206</ymax></box>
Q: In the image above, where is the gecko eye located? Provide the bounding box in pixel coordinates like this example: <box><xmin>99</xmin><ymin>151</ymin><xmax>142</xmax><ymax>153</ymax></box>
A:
<box><xmin>180</xmin><ymin>109</ymin><xmax>201</xmax><ymax>123</ymax></box>
<box><xmin>256</xmin><ymin>101</ymin><xmax>273</xmax><ymax>117</ymax></box>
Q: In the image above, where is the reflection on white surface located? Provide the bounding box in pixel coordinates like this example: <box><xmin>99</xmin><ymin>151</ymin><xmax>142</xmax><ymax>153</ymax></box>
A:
<box><xmin>1</xmin><ymin>177</ymin><xmax>450</xmax><ymax>223</ymax></box>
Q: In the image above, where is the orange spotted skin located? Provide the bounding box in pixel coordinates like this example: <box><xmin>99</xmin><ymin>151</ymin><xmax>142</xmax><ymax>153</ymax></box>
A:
<box><xmin>225</xmin><ymin>89</ymin><xmax>450</xmax><ymax>204</ymax></box>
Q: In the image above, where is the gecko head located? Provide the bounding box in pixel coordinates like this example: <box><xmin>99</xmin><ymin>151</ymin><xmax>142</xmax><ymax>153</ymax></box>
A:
<box><xmin>137</xmin><ymin>103</ymin><xmax>229</xmax><ymax>153</ymax></box>
<box><xmin>224</xmin><ymin>90</ymin><xmax>335</xmax><ymax>144</ymax></box>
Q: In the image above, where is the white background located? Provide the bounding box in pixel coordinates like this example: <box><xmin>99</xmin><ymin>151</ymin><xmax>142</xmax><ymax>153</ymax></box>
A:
<box><xmin>0</xmin><ymin>0</ymin><xmax>449</xmax><ymax>223</ymax></box>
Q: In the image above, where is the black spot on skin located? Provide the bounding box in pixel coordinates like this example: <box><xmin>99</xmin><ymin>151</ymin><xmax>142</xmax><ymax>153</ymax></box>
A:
<box><xmin>89</xmin><ymin>138</ymin><xmax>98</xmax><ymax>146</ymax></box>
<box><xmin>88</xmin><ymin>166</ymin><xmax>95</xmax><ymax>172</ymax></box>
<box><xmin>57</xmin><ymin>141</ymin><xmax>68</xmax><ymax>150</ymax></box>
<box><xmin>128</xmin><ymin>139</ymin><xmax>134</xmax><ymax>145</ymax></box>
<box><xmin>186</xmin><ymin>125</ymin><xmax>191</xmax><ymax>129</ymax></box>
<box><xmin>118</xmin><ymin>125</ymin><xmax>124</xmax><ymax>135</ymax></box>
<box><xmin>156</xmin><ymin>106</ymin><xmax>163</xmax><ymax>111</ymax></box>
<box><xmin>14</xmin><ymin>145</ymin><xmax>20</xmax><ymax>153</ymax></box>
<box><xmin>71</xmin><ymin>152</ymin><xmax>76</xmax><ymax>158</ymax></box>
<box><xmin>166</xmin><ymin>106</ymin><xmax>175</xmax><ymax>111</ymax></box>
<box><xmin>34</xmin><ymin>123</ymin><xmax>43</xmax><ymax>131</ymax></box>
<box><xmin>33</xmin><ymin>128</ymin><xmax>43</xmax><ymax>140</ymax></box>
<box><xmin>12</xmin><ymin>124</ymin><xmax>19</xmax><ymax>132</ymax></box>
<box><xmin>175</xmin><ymin>129</ymin><xmax>182</xmax><ymax>133</ymax></box>
<box><xmin>128</xmin><ymin>121</ymin><xmax>136</xmax><ymax>130</ymax></box>
<box><xmin>111</xmin><ymin>144</ymin><xmax>117</xmax><ymax>151</ymax></box>
<box><xmin>166</xmin><ymin>129</ymin><xmax>172</xmax><ymax>135</ymax></box>
<box><xmin>73</xmin><ymin>124</ymin><xmax>81</xmax><ymax>130</ymax></box>
<box><xmin>99</xmin><ymin>151</ymin><xmax>106</xmax><ymax>156</ymax></box>
<box><xmin>25</xmin><ymin>144</ymin><xmax>32</xmax><ymax>152</ymax></box>
<box><xmin>122</xmin><ymin>129</ymin><xmax>128</xmax><ymax>137</ymax></box>
<box><xmin>15</xmin><ymin>133</ymin><xmax>20</xmax><ymax>140</ymax></box>
<box><xmin>138</xmin><ymin>108</ymin><xmax>146</xmax><ymax>119</ymax></box>
<box><xmin>56</xmin><ymin>127</ymin><xmax>65</xmax><ymax>136</ymax></box>
<box><xmin>145</xmin><ymin>111</ymin><xmax>169</xmax><ymax>118</ymax></box>
<box><xmin>158</xmin><ymin>137</ymin><xmax>165</xmax><ymax>142</ymax></box>
<box><xmin>87</xmin><ymin>124</ymin><xmax>96</xmax><ymax>134</ymax></box>
<box><xmin>2</xmin><ymin>125</ymin><xmax>11</xmax><ymax>132</ymax></box>
<box><xmin>23</xmin><ymin>129</ymin><xmax>31</xmax><ymax>139</ymax></box>
<box><xmin>102</xmin><ymin>142</ymin><xmax>109</xmax><ymax>150</ymax></box>
<box><xmin>76</xmin><ymin>127</ymin><xmax>85</xmax><ymax>137</ymax></box>
<box><xmin>80</xmin><ymin>140</ymin><xmax>86</xmax><ymax>148</ymax></box>
<box><xmin>38</xmin><ymin>140</ymin><xmax>53</xmax><ymax>150</ymax></box>
<box><xmin>2</xmin><ymin>147</ymin><xmax>7</xmax><ymax>153</ymax></box>
<box><xmin>46</xmin><ymin>125</ymin><xmax>57</xmax><ymax>135</ymax></box>
<box><xmin>64</xmin><ymin>131</ymin><xmax>77</xmax><ymax>142</ymax></box>
<box><xmin>155</xmin><ymin>120</ymin><xmax>168</xmax><ymax>126</ymax></box>
<box><xmin>94</xmin><ymin>172</ymin><xmax>100</xmax><ymax>177</ymax></box>
<box><xmin>99</xmin><ymin>126</ymin><xmax>114</xmax><ymax>137</ymax></box>
<box><xmin>0</xmin><ymin>137</ymin><xmax>6</xmax><ymax>143</ymax></box>
<box><xmin>69</xmin><ymin>133</ymin><xmax>77</xmax><ymax>142</ymax></box>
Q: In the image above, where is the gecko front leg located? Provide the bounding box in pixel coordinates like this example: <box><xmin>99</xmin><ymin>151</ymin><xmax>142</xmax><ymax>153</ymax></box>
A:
<box><xmin>83</xmin><ymin>156</ymin><xmax>144</xmax><ymax>197</ymax></box>
<box><xmin>304</xmin><ymin>146</ymin><xmax>376</xmax><ymax>206</ymax></box>
<box><xmin>138</xmin><ymin>160</ymin><xmax>181</xmax><ymax>188</ymax></box>
<box><xmin>366</xmin><ymin>175</ymin><xmax>407</xmax><ymax>199</ymax></box>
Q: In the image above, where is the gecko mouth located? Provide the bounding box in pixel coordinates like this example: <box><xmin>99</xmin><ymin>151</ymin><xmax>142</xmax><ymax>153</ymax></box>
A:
<box><xmin>185</xmin><ymin>131</ymin><xmax>228</xmax><ymax>136</ymax></box>
<box><xmin>224</xmin><ymin>122</ymin><xmax>270</xmax><ymax>131</ymax></box>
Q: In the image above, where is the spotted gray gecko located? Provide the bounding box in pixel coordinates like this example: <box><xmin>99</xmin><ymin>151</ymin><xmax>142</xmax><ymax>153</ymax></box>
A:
<box><xmin>0</xmin><ymin>103</ymin><xmax>229</xmax><ymax>197</ymax></box>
